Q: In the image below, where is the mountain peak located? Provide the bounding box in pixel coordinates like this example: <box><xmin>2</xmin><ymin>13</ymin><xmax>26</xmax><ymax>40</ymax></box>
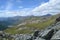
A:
<box><xmin>43</xmin><ymin>14</ymin><xmax>52</xmax><ymax>17</ymax></box>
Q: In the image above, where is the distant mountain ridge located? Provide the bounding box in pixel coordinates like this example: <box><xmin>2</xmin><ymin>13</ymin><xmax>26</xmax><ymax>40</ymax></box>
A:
<box><xmin>43</xmin><ymin>14</ymin><xmax>52</xmax><ymax>17</ymax></box>
<box><xmin>4</xmin><ymin>14</ymin><xmax>55</xmax><ymax>34</ymax></box>
<box><xmin>0</xmin><ymin>14</ymin><xmax>56</xmax><ymax>31</ymax></box>
<box><xmin>0</xmin><ymin>14</ymin><xmax>52</xmax><ymax>26</ymax></box>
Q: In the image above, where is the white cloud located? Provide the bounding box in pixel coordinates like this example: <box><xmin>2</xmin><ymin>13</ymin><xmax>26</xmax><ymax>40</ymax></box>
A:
<box><xmin>1</xmin><ymin>0</ymin><xmax>14</xmax><ymax>12</ymax></box>
<box><xmin>31</xmin><ymin>0</ymin><xmax>60</xmax><ymax>16</ymax></box>
<box><xmin>0</xmin><ymin>8</ymin><xmax>32</xmax><ymax>17</ymax></box>
<box><xmin>5</xmin><ymin>3</ymin><xmax>13</xmax><ymax>11</ymax></box>
<box><xmin>0</xmin><ymin>0</ymin><xmax>60</xmax><ymax>17</ymax></box>
<box><xmin>0</xmin><ymin>11</ymin><xmax>17</xmax><ymax>17</ymax></box>
<box><xmin>16</xmin><ymin>8</ymin><xmax>33</xmax><ymax>16</ymax></box>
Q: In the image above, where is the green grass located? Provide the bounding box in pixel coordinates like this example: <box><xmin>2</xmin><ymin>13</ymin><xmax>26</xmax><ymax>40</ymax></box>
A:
<box><xmin>4</xmin><ymin>27</ymin><xmax>17</xmax><ymax>34</ymax></box>
<box><xmin>4</xmin><ymin>28</ymin><xmax>34</xmax><ymax>34</ymax></box>
<box><xmin>4</xmin><ymin>15</ymin><xmax>57</xmax><ymax>34</ymax></box>
<box><xmin>24</xmin><ymin>18</ymin><xmax>55</xmax><ymax>29</ymax></box>
<box><xmin>17</xmin><ymin>29</ymin><xmax>34</xmax><ymax>34</ymax></box>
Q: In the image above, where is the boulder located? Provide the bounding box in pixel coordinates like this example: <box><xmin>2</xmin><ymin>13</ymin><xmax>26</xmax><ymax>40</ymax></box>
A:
<box><xmin>27</xmin><ymin>30</ymin><xmax>40</xmax><ymax>40</ymax></box>
<box><xmin>40</xmin><ymin>29</ymin><xmax>54</xmax><ymax>40</ymax></box>
<box><xmin>33</xmin><ymin>30</ymin><xmax>40</xmax><ymax>39</ymax></box>
<box><xmin>51</xmin><ymin>30</ymin><xmax>60</xmax><ymax>40</ymax></box>
<box><xmin>35</xmin><ymin>37</ymin><xmax>45</xmax><ymax>40</ymax></box>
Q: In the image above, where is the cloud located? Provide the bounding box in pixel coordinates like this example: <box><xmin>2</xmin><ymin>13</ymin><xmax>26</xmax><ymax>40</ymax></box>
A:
<box><xmin>5</xmin><ymin>0</ymin><xmax>13</xmax><ymax>11</ymax></box>
<box><xmin>16</xmin><ymin>8</ymin><xmax>33</xmax><ymax>16</ymax></box>
<box><xmin>31</xmin><ymin>0</ymin><xmax>60</xmax><ymax>16</ymax></box>
<box><xmin>4</xmin><ymin>0</ymin><xmax>22</xmax><ymax>11</ymax></box>
<box><xmin>0</xmin><ymin>8</ymin><xmax>32</xmax><ymax>17</ymax></box>
<box><xmin>0</xmin><ymin>0</ymin><xmax>60</xmax><ymax>17</ymax></box>
<box><xmin>0</xmin><ymin>11</ymin><xmax>15</xmax><ymax>17</ymax></box>
<box><xmin>5</xmin><ymin>3</ymin><xmax>13</xmax><ymax>11</ymax></box>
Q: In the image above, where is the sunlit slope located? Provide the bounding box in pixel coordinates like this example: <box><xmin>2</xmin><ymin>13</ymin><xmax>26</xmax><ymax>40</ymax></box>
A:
<box><xmin>4</xmin><ymin>14</ymin><xmax>59</xmax><ymax>34</ymax></box>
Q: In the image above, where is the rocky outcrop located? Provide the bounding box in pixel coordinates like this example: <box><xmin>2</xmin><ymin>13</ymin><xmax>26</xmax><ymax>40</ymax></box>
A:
<box><xmin>1</xmin><ymin>22</ymin><xmax>60</xmax><ymax>40</ymax></box>
<box><xmin>51</xmin><ymin>30</ymin><xmax>60</xmax><ymax>40</ymax></box>
<box><xmin>27</xmin><ymin>22</ymin><xmax>60</xmax><ymax>40</ymax></box>
<box><xmin>27</xmin><ymin>29</ymin><xmax>55</xmax><ymax>40</ymax></box>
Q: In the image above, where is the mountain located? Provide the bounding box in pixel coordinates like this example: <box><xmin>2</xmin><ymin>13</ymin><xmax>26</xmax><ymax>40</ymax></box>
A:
<box><xmin>0</xmin><ymin>16</ymin><xmax>42</xmax><ymax>30</ymax></box>
<box><xmin>4</xmin><ymin>14</ymin><xmax>56</xmax><ymax>34</ymax></box>
<box><xmin>0</xmin><ymin>21</ymin><xmax>8</xmax><ymax>30</ymax></box>
<box><xmin>42</xmin><ymin>14</ymin><xmax>52</xmax><ymax>17</ymax></box>
<box><xmin>0</xmin><ymin>16</ymin><xmax>26</xmax><ymax>26</ymax></box>
<box><xmin>0</xmin><ymin>14</ymin><xmax>59</xmax><ymax>33</ymax></box>
<box><xmin>0</xmin><ymin>16</ymin><xmax>27</xmax><ymax>30</ymax></box>
<box><xmin>0</xmin><ymin>14</ymin><xmax>60</xmax><ymax>40</ymax></box>
<box><xmin>0</xmin><ymin>14</ymin><xmax>51</xmax><ymax>26</ymax></box>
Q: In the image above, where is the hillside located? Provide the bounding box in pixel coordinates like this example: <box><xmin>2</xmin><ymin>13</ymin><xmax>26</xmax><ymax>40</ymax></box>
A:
<box><xmin>0</xmin><ymin>14</ymin><xmax>60</xmax><ymax>40</ymax></box>
<box><xmin>4</xmin><ymin>14</ymin><xmax>60</xmax><ymax>34</ymax></box>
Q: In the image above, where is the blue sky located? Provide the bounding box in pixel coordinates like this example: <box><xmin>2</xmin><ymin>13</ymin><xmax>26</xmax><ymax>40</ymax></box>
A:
<box><xmin>0</xmin><ymin>0</ymin><xmax>60</xmax><ymax>17</ymax></box>
<box><xmin>0</xmin><ymin>0</ymin><xmax>49</xmax><ymax>10</ymax></box>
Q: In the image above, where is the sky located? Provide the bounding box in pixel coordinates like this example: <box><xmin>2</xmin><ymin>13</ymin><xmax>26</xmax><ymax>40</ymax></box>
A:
<box><xmin>0</xmin><ymin>0</ymin><xmax>60</xmax><ymax>17</ymax></box>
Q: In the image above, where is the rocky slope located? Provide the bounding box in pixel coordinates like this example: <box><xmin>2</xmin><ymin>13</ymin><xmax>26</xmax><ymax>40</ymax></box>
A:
<box><xmin>1</xmin><ymin>14</ymin><xmax>60</xmax><ymax>40</ymax></box>
<box><xmin>4</xmin><ymin>15</ymin><xmax>55</xmax><ymax>34</ymax></box>
<box><xmin>0</xmin><ymin>20</ymin><xmax>60</xmax><ymax>40</ymax></box>
<box><xmin>27</xmin><ymin>22</ymin><xmax>60</xmax><ymax>40</ymax></box>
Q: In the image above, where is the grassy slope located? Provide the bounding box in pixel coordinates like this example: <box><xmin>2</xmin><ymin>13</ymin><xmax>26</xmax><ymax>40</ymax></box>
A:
<box><xmin>25</xmin><ymin>18</ymin><xmax>55</xmax><ymax>29</ymax></box>
<box><xmin>4</xmin><ymin>15</ymin><xmax>57</xmax><ymax>34</ymax></box>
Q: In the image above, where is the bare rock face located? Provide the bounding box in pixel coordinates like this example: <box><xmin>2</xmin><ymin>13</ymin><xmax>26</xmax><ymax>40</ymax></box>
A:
<box><xmin>27</xmin><ymin>29</ymin><xmax>55</xmax><ymax>40</ymax></box>
<box><xmin>51</xmin><ymin>30</ymin><xmax>60</xmax><ymax>40</ymax></box>
<box><xmin>35</xmin><ymin>37</ymin><xmax>45</xmax><ymax>40</ymax></box>
<box><xmin>27</xmin><ymin>22</ymin><xmax>60</xmax><ymax>40</ymax></box>
<box><xmin>40</xmin><ymin>29</ymin><xmax>54</xmax><ymax>40</ymax></box>
<box><xmin>1</xmin><ymin>17</ymin><xmax>60</xmax><ymax>40</ymax></box>
<box><xmin>56</xmin><ymin>17</ymin><xmax>60</xmax><ymax>22</ymax></box>
<box><xmin>0</xmin><ymin>23</ymin><xmax>60</xmax><ymax>40</ymax></box>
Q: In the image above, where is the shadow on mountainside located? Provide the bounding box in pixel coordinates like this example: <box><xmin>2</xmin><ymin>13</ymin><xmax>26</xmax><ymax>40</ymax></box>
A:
<box><xmin>0</xmin><ymin>21</ymin><xmax>8</xmax><ymax>31</ymax></box>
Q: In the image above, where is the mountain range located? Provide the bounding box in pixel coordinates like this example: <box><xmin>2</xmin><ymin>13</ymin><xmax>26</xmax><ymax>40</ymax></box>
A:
<box><xmin>0</xmin><ymin>13</ymin><xmax>58</xmax><ymax>34</ymax></box>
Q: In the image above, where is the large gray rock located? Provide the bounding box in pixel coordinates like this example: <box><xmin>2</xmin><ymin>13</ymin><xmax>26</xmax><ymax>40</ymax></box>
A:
<box><xmin>33</xmin><ymin>30</ymin><xmax>40</xmax><ymax>39</ymax></box>
<box><xmin>51</xmin><ymin>30</ymin><xmax>60</xmax><ymax>40</ymax></box>
<box><xmin>40</xmin><ymin>29</ymin><xmax>54</xmax><ymax>40</ymax></box>
<box><xmin>35</xmin><ymin>37</ymin><xmax>45</xmax><ymax>40</ymax></box>
<box><xmin>13</xmin><ymin>34</ymin><xmax>32</xmax><ymax>40</ymax></box>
